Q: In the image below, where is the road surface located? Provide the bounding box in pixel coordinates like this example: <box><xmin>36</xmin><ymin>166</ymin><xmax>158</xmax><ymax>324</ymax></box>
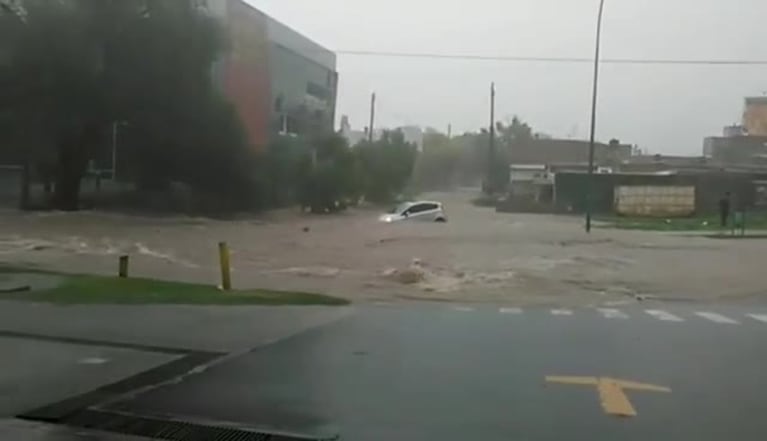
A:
<box><xmin>6</xmin><ymin>191</ymin><xmax>767</xmax><ymax>305</ymax></box>
<box><xmin>95</xmin><ymin>303</ymin><xmax>767</xmax><ymax>440</ymax></box>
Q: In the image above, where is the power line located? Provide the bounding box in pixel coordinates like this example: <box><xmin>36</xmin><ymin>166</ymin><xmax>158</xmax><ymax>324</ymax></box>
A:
<box><xmin>335</xmin><ymin>49</ymin><xmax>767</xmax><ymax>66</ymax></box>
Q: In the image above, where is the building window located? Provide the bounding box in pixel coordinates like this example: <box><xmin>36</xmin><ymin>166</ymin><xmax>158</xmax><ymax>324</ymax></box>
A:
<box><xmin>307</xmin><ymin>82</ymin><xmax>330</xmax><ymax>100</ymax></box>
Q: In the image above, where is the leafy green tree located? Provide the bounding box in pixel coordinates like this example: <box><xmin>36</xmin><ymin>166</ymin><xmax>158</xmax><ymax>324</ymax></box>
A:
<box><xmin>0</xmin><ymin>0</ymin><xmax>113</xmax><ymax>210</ymax></box>
<box><xmin>298</xmin><ymin>134</ymin><xmax>358</xmax><ymax>213</ymax></box>
<box><xmin>1</xmin><ymin>0</ymin><xmax>250</xmax><ymax>211</ymax></box>
<box><xmin>488</xmin><ymin>116</ymin><xmax>544</xmax><ymax>193</ymax></box>
<box><xmin>262</xmin><ymin>135</ymin><xmax>312</xmax><ymax>207</ymax></box>
<box><xmin>101</xmin><ymin>1</ymin><xmax>237</xmax><ymax>192</ymax></box>
<box><xmin>496</xmin><ymin>116</ymin><xmax>534</xmax><ymax>147</ymax></box>
<box><xmin>355</xmin><ymin>130</ymin><xmax>418</xmax><ymax>203</ymax></box>
<box><xmin>412</xmin><ymin>132</ymin><xmax>461</xmax><ymax>190</ymax></box>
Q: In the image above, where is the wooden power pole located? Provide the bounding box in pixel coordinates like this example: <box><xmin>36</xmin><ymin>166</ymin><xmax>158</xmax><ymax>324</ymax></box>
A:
<box><xmin>487</xmin><ymin>82</ymin><xmax>496</xmax><ymax>194</ymax></box>
<box><xmin>368</xmin><ymin>92</ymin><xmax>376</xmax><ymax>143</ymax></box>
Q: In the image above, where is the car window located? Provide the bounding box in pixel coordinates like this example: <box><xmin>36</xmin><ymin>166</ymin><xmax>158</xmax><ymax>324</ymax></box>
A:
<box><xmin>389</xmin><ymin>203</ymin><xmax>412</xmax><ymax>214</ymax></box>
<box><xmin>409</xmin><ymin>203</ymin><xmax>439</xmax><ymax>214</ymax></box>
<box><xmin>407</xmin><ymin>204</ymin><xmax>429</xmax><ymax>214</ymax></box>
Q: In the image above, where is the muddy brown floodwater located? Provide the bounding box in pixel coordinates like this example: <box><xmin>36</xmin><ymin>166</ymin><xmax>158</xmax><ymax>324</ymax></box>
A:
<box><xmin>1</xmin><ymin>190</ymin><xmax>765</xmax><ymax>306</ymax></box>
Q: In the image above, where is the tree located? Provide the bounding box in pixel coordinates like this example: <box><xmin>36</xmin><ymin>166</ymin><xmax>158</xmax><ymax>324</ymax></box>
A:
<box><xmin>0</xmin><ymin>0</ymin><xmax>111</xmax><ymax>210</ymax></box>
<box><xmin>1</xmin><ymin>0</ymin><xmax>249</xmax><ymax>211</ymax></box>
<box><xmin>262</xmin><ymin>135</ymin><xmax>313</xmax><ymax>207</ymax></box>
<box><xmin>101</xmin><ymin>0</ymin><xmax>237</xmax><ymax>193</ymax></box>
<box><xmin>354</xmin><ymin>130</ymin><xmax>418</xmax><ymax>203</ymax></box>
<box><xmin>411</xmin><ymin>132</ymin><xmax>461</xmax><ymax>190</ymax></box>
<box><xmin>297</xmin><ymin>134</ymin><xmax>358</xmax><ymax>213</ymax></box>
<box><xmin>496</xmin><ymin>116</ymin><xmax>534</xmax><ymax>147</ymax></box>
<box><xmin>490</xmin><ymin>116</ymin><xmax>546</xmax><ymax>193</ymax></box>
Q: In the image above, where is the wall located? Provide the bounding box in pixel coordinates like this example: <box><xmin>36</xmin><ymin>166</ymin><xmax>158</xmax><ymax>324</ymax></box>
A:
<box><xmin>266</xmin><ymin>18</ymin><xmax>336</xmax><ymax>70</ymax></box>
<box><xmin>268</xmin><ymin>42</ymin><xmax>336</xmax><ymax>134</ymax></box>
<box><xmin>615</xmin><ymin>185</ymin><xmax>695</xmax><ymax>217</ymax></box>
<box><xmin>206</xmin><ymin>0</ymin><xmax>338</xmax><ymax>145</ymax></box>
<box><xmin>220</xmin><ymin>0</ymin><xmax>272</xmax><ymax>150</ymax></box>
<box><xmin>266</xmin><ymin>17</ymin><xmax>337</xmax><ymax>136</ymax></box>
<box><xmin>554</xmin><ymin>172</ymin><xmax>760</xmax><ymax>215</ymax></box>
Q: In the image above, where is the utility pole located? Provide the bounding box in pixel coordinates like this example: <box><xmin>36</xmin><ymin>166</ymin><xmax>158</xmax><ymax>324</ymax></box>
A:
<box><xmin>486</xmin><ymin>82</ymin><xmax>496</xmax><ymax>194</ymax></box>
<box><xmin>447</xmin><ymin>123</ymin><xmax>452</xmax><ymax>139</ymax></box>
<box><xmin>585</xmin><ymin>0</ymin><xmax>606</xmax><ymax>233</ymax></box>
<box><xmin>368</xmin><ymin>92</ymin><xmax>376</xmax><ymax>143</ymax></box>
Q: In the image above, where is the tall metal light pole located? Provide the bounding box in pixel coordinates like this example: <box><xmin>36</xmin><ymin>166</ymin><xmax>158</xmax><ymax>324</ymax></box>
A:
<box><xmin>585</xmin><ymin>0</ymin><xmax>606</xmax><ymax>233</ymax></box>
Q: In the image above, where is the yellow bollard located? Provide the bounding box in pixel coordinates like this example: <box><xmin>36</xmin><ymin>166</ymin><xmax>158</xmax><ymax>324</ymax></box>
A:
<box><xmin>118</xmin><ymin>255</ymin><xmax>129</xmax><ymax>278</ymax></box>
<box><xmin>218</xmin><ymin>242</ymin><xmax>232</xmax><ymax>291</ymax></box>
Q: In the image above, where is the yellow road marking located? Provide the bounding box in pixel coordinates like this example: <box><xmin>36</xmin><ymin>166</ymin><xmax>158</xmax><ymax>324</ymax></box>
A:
<box><xmin>606</xmin><ymin>377</ymin><xmax>671</xmax><ymax>393</ymax></box>
<box><xmin>545</xmin><ymin>376</ymin><xmax>671</xmax><ymax>417</ymax></box>
<box><xmin>545</xmin><ymin>376</ymin><xmax>598</xmax><ymax>386</ymax></box>
<box><xmin>598</xmin><ymin>378</ymin><xmax>637</xmax><ymax>417</ymax></box>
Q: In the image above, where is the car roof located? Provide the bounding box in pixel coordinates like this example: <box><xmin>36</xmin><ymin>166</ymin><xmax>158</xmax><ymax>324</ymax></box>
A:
<box><xmin>412</xmin><ymin>200</ymin><xmax>442</xmax><ymax>206</ymax></box>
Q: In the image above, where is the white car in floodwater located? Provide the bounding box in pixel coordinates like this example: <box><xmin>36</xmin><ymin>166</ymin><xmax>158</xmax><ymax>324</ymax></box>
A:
<box><xmin>379</xmin><ymin>201</ymin><xmax>447</xmax><ymax>223</ymax></box>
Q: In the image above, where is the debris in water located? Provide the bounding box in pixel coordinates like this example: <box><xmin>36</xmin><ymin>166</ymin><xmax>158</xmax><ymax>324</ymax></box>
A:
<box><xmin>391</xmin><ymin>268</ymin><xmax>425</xmax><ymax>285</ymax></box>
<box><xmin>381</xmin><ymin>259</ymin><xmax>426</xmax><ymax>285</ymax></box>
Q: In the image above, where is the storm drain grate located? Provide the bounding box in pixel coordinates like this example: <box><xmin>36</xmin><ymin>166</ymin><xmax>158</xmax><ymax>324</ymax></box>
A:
<box><xmin>63</xmin><ymin>409</ymin><xmax>337</xmax><ymax>441</ymax></box>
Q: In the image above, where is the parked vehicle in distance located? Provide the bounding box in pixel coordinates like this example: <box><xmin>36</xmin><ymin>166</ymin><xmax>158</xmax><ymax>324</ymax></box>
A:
<box><xmin>379</xmin><ymin>201</ymin><xmax>447</xmax><ymax>223</ymax></box>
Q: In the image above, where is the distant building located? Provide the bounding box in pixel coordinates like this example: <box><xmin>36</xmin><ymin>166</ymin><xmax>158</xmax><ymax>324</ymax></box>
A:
<box><xmin>703</xmin><ymin>135</ymin><xmax>767</xmax><ymax>163</ymax></box>
<box><xmin>701</xmin><ymin>97</ymin><xmax>767</xmax><ymax>165</ymax></box>
<box><xmin>744</xmin><ymin>97</ymin><xmax>767</xmax><ymax>136</ymax></box>
<box><xmin>723</xmin><ymin>124</ymin><xmax>746</xmax><ymax>137</ymax></box>
<box><xmin>207</xmin><ymin>0</ymin><xmax>338</xmax><ymax>149</ymax></box>
<box><xmin>509</xmin><ymin>138</ymin><xmax>632</xmax><ymax>165</ymax></box>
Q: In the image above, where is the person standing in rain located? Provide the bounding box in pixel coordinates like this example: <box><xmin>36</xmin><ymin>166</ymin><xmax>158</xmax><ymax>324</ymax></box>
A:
<box><xmin>719</xmin><ymin>192</ymin><xmax>731</xmax><ymax>228</ymax></box>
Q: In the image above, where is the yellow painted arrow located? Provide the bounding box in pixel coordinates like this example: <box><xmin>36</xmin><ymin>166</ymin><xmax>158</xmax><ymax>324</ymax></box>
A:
<box><xmin>545</xmin><ymin>376</ymin><xmax>671</xmax><ymax>417</ymax></box>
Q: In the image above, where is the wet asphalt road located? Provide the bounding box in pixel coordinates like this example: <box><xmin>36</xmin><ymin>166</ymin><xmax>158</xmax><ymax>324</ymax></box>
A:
<box><xmin>110</xmin><ymin>304</ymin><xmax>767</xmax><ymax>440</ymax></box>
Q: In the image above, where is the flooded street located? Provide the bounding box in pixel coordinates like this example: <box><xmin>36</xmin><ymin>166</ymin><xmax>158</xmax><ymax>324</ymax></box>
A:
<box><xmin>1</xmin><ymin>191</ymin><xmax>765</xmax><ymax>306</ymax></box>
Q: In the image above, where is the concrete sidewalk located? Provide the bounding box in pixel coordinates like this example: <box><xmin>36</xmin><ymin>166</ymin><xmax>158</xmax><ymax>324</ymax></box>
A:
<box><xmin>0</xmin><ymin>419</ymin><xmax>151</xmax><ymax>441</ymax></box>
<box><xmin>0</xmin><ymin>336</ymin><xmax>177</xmax><ymax>417</ymax></box>
<box><xmin>0</xmin><ymin>301</ymin><xmax>352</xmax><ymax>353</ymax></box>
<box><xmin>0</xmin><ymin>301</ymin><xmax>351</xmax><ymax>421</ymax></box>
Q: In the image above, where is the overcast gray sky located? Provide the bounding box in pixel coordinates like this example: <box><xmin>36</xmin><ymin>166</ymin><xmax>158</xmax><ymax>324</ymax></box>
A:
<box><xmin>247</xmin><ymin>0</ymin><xmax>766</xmax><ymax>155</ymax></box>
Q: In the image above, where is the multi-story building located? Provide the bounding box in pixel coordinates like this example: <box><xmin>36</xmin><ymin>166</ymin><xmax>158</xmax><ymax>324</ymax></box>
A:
<box><xmin>702</xmin><ymin>97</ymin><xmax>767</xmax><ymax>164</ymax></box>
<box><xmin>744</xmin><ymin>96</ymin><xmax>767</xmax><ymax>136</ymax></box>
<box><xmin>207</xmin><ymin>0</ymin><xmax>338</xmax><ymax>149</ymax></box>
